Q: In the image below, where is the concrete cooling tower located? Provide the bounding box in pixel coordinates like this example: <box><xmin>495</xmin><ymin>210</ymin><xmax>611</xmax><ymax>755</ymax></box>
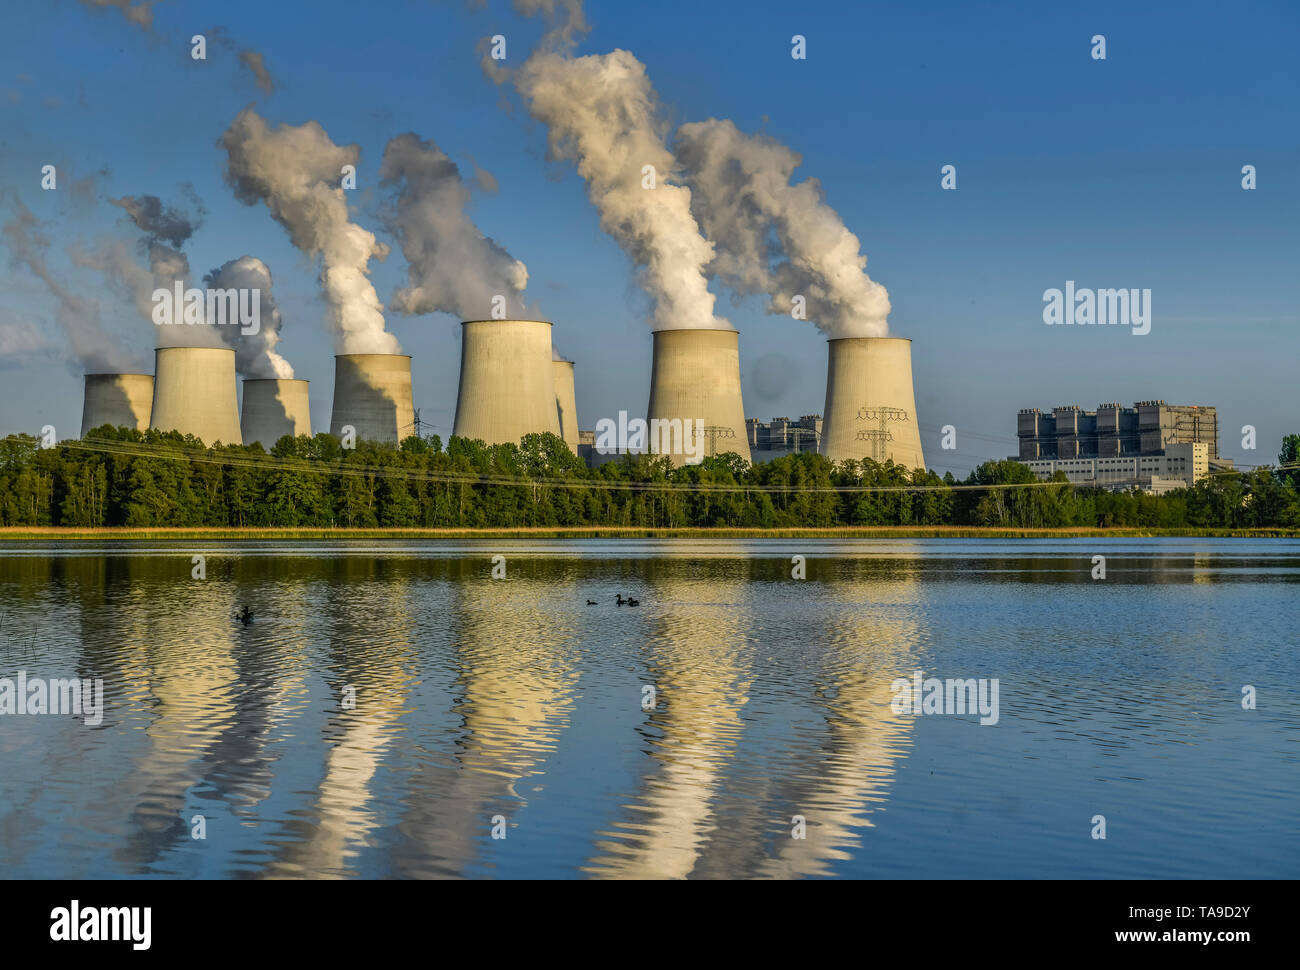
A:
<box><xmin>150</xmin><ymin>347</ymin><xmax>242</xmax><ymax>445</ymax></box>
<box><xmin>80</xmin><ymin>373</ymin><xmax>153</xmax><ymax>438</ymax></box>
<box><xmin>452</xmin><ymin>320</ymin><xmax>560</xmax><ymax>446</ymax></box>
<box><xmin>329</xmin><ymin>354</ymin><xmax>415</xmax><ymax>445</ymax></box>
<box><xmin>241</xmin><ymin>378</ymin><xmax>311</xmax><ymax>449</ymax></box>
<box><xmin>820</xmin><ymin>336</ymin><xmax>925</xmax><ymax>471</ymax></box>
<box><xmin>552</xmin><ymin>359</ymin><xmax>579</xmax><ymax>452</ymax></box>
<box><xmin>646</xmin><ymin>328</ymin><xmax>751</xmax><ymax>465</ymax></box>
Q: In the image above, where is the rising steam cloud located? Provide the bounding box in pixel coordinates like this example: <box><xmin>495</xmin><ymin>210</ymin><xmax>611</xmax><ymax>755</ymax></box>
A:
<box><xmin>104</xmin><ymin>192</ymin><xmax>224</xmax><ymax>351</ymax></box>
<box><xmin>514</xmin><ymin>48</ymin><xmax>727</xmax><ymax>332</ymax></box>
<box><xmin>379</xmin><ymin>132</ymin><xmax>529</xmax><ymax>320</ymax></box>
<box><xmin>78</xmin><ymin>0</ymin><xmax>155</xmax><ymax>31</ymax></box>
<box><xmin>204</xmin><ymin>256</ymin><xmax>293</xmax><ymax>378</ymax></box>
<box><xmin>675</xmin><ymin>120</ymin><xmax>891</xmax><ymax>338</ymax></box>
<box><xmin>220</xmin><ymin>107</ymin><xmax>398</xmax><ymax>355</ymax></box>
<box><xmin>1</xmin><ymin>200</ymin><xmax>132</xmax><ymax>372</ymax></box>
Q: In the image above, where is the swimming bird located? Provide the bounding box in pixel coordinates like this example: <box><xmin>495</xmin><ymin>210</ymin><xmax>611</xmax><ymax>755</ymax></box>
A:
<box><xmin>616</xmin><ymin>594</ymin><xmax>625</xmax><ymax>606</ymax></box>
<box><xmin>586</xmin><ymin>599</ymin><xmax>597</xmax><ymax>605</ymax></box>
<box><xmin>627</xmin><ymin>598</ymin><xmax>640</xmax><ymax>607</ymax></box>
<box><xmin>238</xmin><ymin>605</ymin><xmax>253</xmax><ymax>625</ymax></box>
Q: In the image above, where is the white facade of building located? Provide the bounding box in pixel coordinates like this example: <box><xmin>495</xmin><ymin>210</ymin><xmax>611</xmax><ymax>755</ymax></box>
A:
<box><xmin>1023</xmin><ymin>442</ymin><xmax>1208</xmax><ymax>492</ymax></box>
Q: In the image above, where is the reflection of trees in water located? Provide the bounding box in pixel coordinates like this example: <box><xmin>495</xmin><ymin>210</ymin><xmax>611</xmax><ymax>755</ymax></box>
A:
<box><xmin>15</xmin><ymin>543</ymin><xmax>1261</xmax><ymax>877</ymax></box>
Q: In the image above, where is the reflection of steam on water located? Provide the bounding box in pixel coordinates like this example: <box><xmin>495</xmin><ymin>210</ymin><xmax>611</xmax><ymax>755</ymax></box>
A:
<box><xmin>264</xmin><ymin>577</ymin><xmax>417</xmax><ymax>879</ymax></box>
<box><xmin>61</xmin><ymin>563</ymin><xmax>316</xmax><ymax>871</ymax></box>
<box><xmin>753</xmin><ymin>568</ymin><xmax>920</xmax><ymax>878</ymax></box>
<box><xmin>392</xmin><ymin>574</ymin><xmax>579</xmax><ymax>878</ymax></box>
<box><xmin>587</xmin><ymin>561</ymin><xmax>921</xmax><ymax>879</ymax></box>
<box><xmin>96</xmin><ymin>577</ymin><xmax>241</xmax><ymax>870</ymax></box>
<box><xmin>586</xmin><ymin>575</ymin><xmax>752</xmax><ymax>879</ymax></box>
<box><xmin>201</xmin><ymin>580</ymin><xmax>314</xmax><ymax>820</ymax></box>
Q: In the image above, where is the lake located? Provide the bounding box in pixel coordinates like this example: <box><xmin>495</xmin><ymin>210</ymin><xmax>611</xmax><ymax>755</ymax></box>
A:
<box><xmin>0</xmin><ymin>538</ymin><xmax>1296</xmax><ymax>878</ymax></box>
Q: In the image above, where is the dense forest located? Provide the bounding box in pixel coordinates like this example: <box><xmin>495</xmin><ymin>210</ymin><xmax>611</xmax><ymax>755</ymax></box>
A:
<box><xmin>1</xmin><ymin>426</ymin><xmax>1298</xmax><ymax>529</ymax></box>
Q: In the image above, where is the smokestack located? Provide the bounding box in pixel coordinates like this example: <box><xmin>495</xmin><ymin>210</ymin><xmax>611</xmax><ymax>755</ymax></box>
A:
<box><xmin>552</xmin><ymin>359</ymin><xmax>579</xmax><ymax>452</ymax></box>
<box><xmin>452</xmin><ymin>320</ymin><xmax>560</xmax><ymax>446</ymax></box>
<box><xmin>241</xmin><ymin>378</ymin><xmax>311</xmax><ymax>449</ymax></box>
<box><xmin>329</xmin><ymin>354</ymin><xmax>414</xmax><ymax>445</ymax></box>
<box><xmin>150</xmin><ymin>347</ymin><xmax>242</xmax><ymax>445</ymax></box>
<box><xmin>80</xmin><ymin>373</ymin><xmax>153</xmax><ymax>437</ymax></box>
<box><xmin>820</xmin><ymin>337</ymin><xmax>925</xmax><ymax>470</ymax></box>
<box><xmin>646</xmin><ymin>328</ymin><xmax>751</xmax><ymax>466</ymax></box>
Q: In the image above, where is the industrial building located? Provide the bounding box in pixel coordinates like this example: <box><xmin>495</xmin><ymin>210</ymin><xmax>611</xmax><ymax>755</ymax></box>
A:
<box><xmin>645</xmin><ymin>328</ymin><xmax>751</xmax><ymax>465</ymax></box>
<box><xmin>80</xmin><ymin>373</ymin><xmax>154</xmax><ymax>438</ymax></box>
<box><xmin>241</xmin><ymin>378</ymin><xmax>311</xmax><ymax>449</ymax></box>
<box><xmin>1023</xmin><ymin>442</ymin><xmax>1210</xmax><ymax>493</ymax></box>
<box><xmin>552</xmin><ymin>359</ymin><xmax>580</xmax><ymax>452</ymax></box>
<box><xmin>452</xmin><ymin>320</ymin><xmax>562</xmax><ymax>448</ymax></box>
<box><xmin>150</xmin><ymin>347</ymin><xmax>242</xmax><ymax>445</ymax></box>
<box><xmin>66</xmin><ymin>314</ymin><xmax>941</xmax><ymax>477</ymax></box>
<box><xmin>820</xmin><ymin>336</ymin><xmax>925</xmax><ymax>470</ymax></box>
<box><xmin>746</xmin><ymin>415</ymin><xmax>823</xmax><ymax>463</ymax></box>
<box><xmin>1017</xmin><ymin>400</ymin><xmax>1220</xmax><ymax>460</ymax></box>
<box><xmin>329</xmin><ymin>354</ymin><xmax>415</xmax><ymax>445</ymax></box>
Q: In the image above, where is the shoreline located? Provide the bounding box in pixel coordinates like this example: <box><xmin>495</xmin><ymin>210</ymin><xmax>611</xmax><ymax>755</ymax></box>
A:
<box><xmin>1</xmin><ymin>526</ymin><xmax>1297</xmax><ymax>541</ymax></box>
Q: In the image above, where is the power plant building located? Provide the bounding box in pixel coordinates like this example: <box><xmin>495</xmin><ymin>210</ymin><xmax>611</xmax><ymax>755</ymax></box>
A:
<box><xmin>452</xmin><ymin>320</ymin><xmax>561</xmax><ymax>447</ymax></box>
<box><xmin>1017</xmin><ymin>400</ymin><xmax>1220</xmax><ymax>460</ymax></box>
<box><xmin>150</xmin><ymin>347</ymin><xmax>242</xmax><ymax>445</ymax></box>
<box><xmin>241</xmin><ymin>378</ymin><xmax>311</xmax><ymax>449</ymax></box>
<box><xmin>552</xmin><ymin>359</ymin><xmax>580</xmax><ymax>452</ymax></box>
<box><xmin>329</xmin><ymin>354</ymin><xmax>414</xmax><ymax>445</ymax></box>
<box><xmin>645</xmin><ymin>328</ymin><xmax>751</xmax><ymax>465</ymax></box>
<box><xmin>1023</xmin><ymin>442</ymin><xmax>1210</xmax><ymax>493</ymax></box>
<box><xmin>80</xmin><ymin>373</ymin><xmax>154</xmax><ymax>438</ymax></box>
<box><xmin>819</xmin><ymin>336</ymin><xmax>925</xmax><ymax>470</ymax></box>
<box><xmin>747</xmin><ymin>415</ymin><xmax>823</xmax><ymax>463</ymax></box>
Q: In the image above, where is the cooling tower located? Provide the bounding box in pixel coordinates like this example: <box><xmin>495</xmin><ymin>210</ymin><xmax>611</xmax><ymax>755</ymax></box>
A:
<box><xmin>552</xmin><ymin>359</ymin><xmax>580</xmax><ymax>452</ymax></box>
<box><xmin>241</xmin><ymin>378</ymin><xmax>311</xmax><ymax>449</ymax></box>
<box><xmin>452</xmin><ymin>320</ymin><xmax>560</xmax><ymax>446</ymax></box>
<box><xmin>820</xmin><ymin>336</ymin><xmax>925</xmax><ymax>470</ymax></box>
<box><xmin>645</xmin><ymin>328</ymin><xmax>751</xmax><ymax>465</ymax></box>
<box><xmin>329</xmin><ymin>354</ymin><xmax>415</xmax><ymax>445</ymax></box>
<box><xmin>80</xmin><ymin>373</ymin><xmax>153</xmax><ymax>437</ymax></box>
<box><xmin>150</xmin><ymin>347</ymin><xmax>242</xmax><ymax>445</ymax></box>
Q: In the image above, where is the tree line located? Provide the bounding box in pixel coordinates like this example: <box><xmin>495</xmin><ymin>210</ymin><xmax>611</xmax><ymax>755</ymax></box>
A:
<box><xmin>1</xmin><ymin>425</ymin><xmax>1298</xmax><ymax>529</ymax></box>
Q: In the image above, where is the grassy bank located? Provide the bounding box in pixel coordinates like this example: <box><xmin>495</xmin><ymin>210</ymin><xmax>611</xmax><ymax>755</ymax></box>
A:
<box><xmin>2</xmin><ymin>526</ymin><xmax>1297</xmax><ymax>541</ymax></box>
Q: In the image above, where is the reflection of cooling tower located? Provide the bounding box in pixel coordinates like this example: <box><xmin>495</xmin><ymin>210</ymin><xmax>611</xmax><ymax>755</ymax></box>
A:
<box><xmin>452</xmin><ymin>320</ymin><xmax>560</xmax><ymax>446</ymax></box>
<box><xmin>646</xmin><ymin>328</ymin><xmax>751</xmax><ymax>465</ymax></box>
<box><xmin>150</xmin><ymin>347</ymin><xmax>242</xmax><ymax>445</ymax></box>
<box><xmin>820</xmin><ymin>337</ymin><xmax>925</xmax><ymax>470</ymax></box>
<box><xmin>80</xmin><ymin>373</ymin><xmax>153</xmax><ymax>437</ymax></box>
<box><xmin>241</xmin><ymin>378</ymin><xmax>311</xmax><ymax>449</ymax></box>
<box><xmin>329</xmin><ymin>354</ymin><xmax>415</xmax><ymax>445</ymax></box>
<box><xmin>552</xmin><ymin>360</ymin><xmax>579</xmax><ymax>452</ymax></box>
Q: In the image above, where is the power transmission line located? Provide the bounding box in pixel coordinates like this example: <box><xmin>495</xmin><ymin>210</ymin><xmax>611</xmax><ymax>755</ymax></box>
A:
<box><xmin>44</xmin><ymin>437</ymin><xmax>1299</xmax><ymax>496</ymax></box>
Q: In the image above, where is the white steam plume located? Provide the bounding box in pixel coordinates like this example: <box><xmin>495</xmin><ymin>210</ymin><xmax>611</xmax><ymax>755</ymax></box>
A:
<box><xmin>515</xmin><ymin>48</ymin><xmax>727</xmax><ymax>332</ymax></box>
<box><xmin>674</xmin><ymin>119</ymin><xmax>891</xmax><ymax>338</ymax></box>
<box><xmin>220</xmin><ymin>107</ymin><xmax>398</xmax><ymax>354</ymax></box>
<box><xmin>103</xmin><ymin>193</ymin><xmax>223</xmax><ymax>350</ymax></box>
<box><xmin>379</xmin><ymin>132</ymin><xmax>529</xmax><ymax>321</ymax></box>
<box><xmin>513</xmin><ymin>0</ymin><xmax>590</xmax><ymax>50</ymax></box>
<box><xmin>78</xmin><ymin>0</ymin><xmax>155</xmax><ymax>31</ymax></box>
<box><xmin>1</xmin><ymin>200</ymin><xmax>133</xmax><ymax>372</ymax></box>
<box><xmin>204</xmin><ymin>256</ymin><xmax>294</xmax><ymax>378</ymax></box>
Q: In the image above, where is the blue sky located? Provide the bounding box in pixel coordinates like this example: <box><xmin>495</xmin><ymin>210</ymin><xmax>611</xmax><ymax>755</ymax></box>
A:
<box><xmin>1</xmin><ymin>0</ymin><xmax>1296</xmax><ymax>475</ymax></box>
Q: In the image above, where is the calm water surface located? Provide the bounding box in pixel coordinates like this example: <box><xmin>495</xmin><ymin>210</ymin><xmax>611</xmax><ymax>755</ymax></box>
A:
<box><xmin>1</xmin><ymin>538</ymin><xmax>1296</xmax><ymax>879</ymax></box>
